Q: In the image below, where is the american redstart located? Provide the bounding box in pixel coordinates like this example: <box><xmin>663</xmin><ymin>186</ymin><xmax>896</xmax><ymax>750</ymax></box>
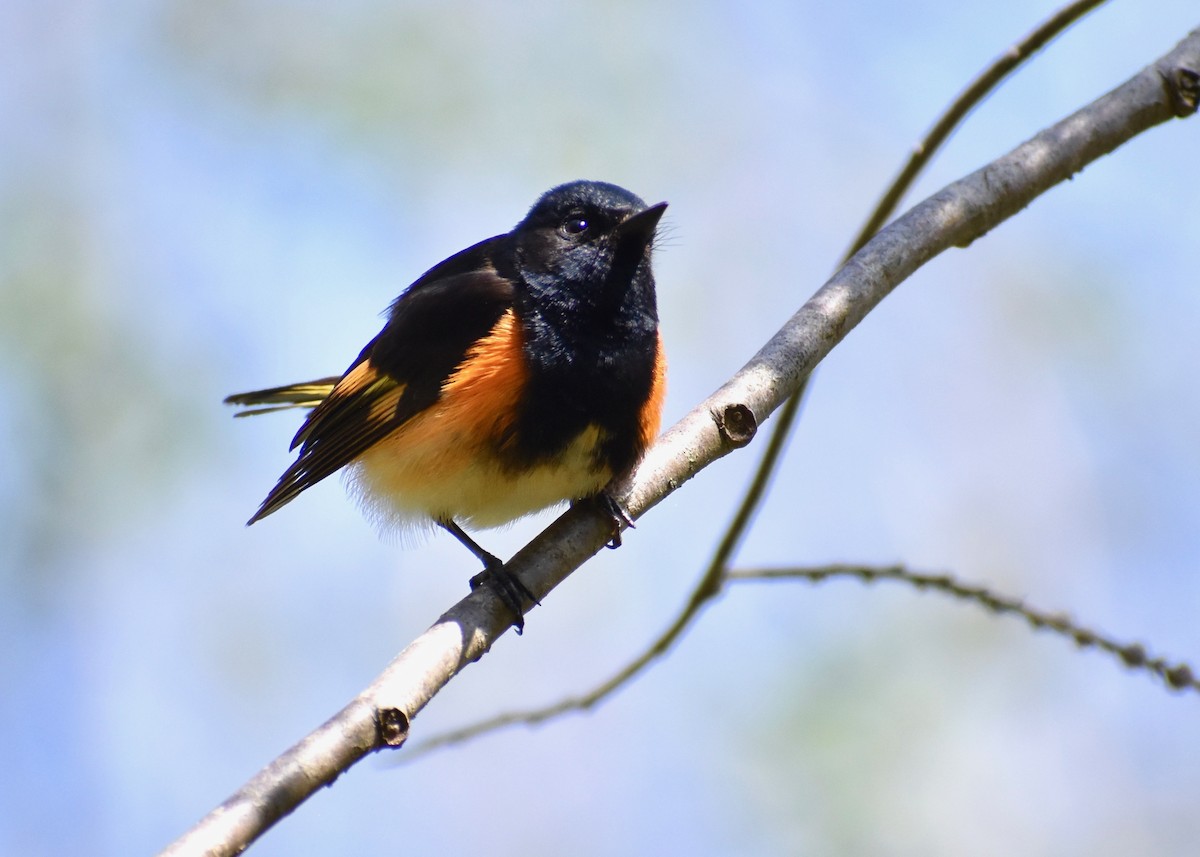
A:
<box><xmin>225</xmin><ymin>180</ymin><xmax>667</xmax><ymax>630</ymax></box>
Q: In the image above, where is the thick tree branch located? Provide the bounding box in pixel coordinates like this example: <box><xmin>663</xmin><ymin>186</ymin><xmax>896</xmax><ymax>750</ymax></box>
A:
<box><xmin>160</xmin><ymin>28</ymin><xmax>1200</xmax><ymax>857</ymax></box>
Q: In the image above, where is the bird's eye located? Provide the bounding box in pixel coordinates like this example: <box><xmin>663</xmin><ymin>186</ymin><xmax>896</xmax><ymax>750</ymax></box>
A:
<box><xmin>560</xmin><ymin>213</ymin><xmax>590</xmax><ymax>237</ymax></box>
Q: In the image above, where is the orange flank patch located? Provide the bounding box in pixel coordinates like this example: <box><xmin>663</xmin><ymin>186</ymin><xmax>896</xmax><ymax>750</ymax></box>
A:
<box><xmin>349</xmin><ymin>310</ymin><xmax>611</xmax><ymax>531</ymax></box>
<box><xmin>639</xmin><ymin>333</ymin><xmax>667</xmax><ymax>450</ymax></box>
<box><xmin>390</xmin><ymin>307</ymin><xmax>527</xmax><ymax>459</ymax></box>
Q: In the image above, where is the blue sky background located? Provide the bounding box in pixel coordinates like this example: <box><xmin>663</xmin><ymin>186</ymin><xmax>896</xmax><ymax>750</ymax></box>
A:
<box><xmin>2</xmin><ymin>2</ymin><xmax>1198</xmax><ymax>855</ymax></box>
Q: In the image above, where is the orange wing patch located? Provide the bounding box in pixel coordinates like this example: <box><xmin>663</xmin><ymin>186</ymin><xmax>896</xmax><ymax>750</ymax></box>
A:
<box><xmin>246</xmin><ymin>360</ymin><xmax>407</xmax><ymax>524</ymax></box>
<box><xmin>291</xmin><ymin>360</ymin><xmax>403</xmax><ymax>450</ymax></box>
<box><xmin>376</xmin><ymin>307</ymin><xmax>527</xmax><ymax>462</ymax></box>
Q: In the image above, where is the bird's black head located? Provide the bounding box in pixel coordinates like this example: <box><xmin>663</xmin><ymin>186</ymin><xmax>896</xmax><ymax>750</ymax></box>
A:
<box><xmin>509</xmin><ymin>180</ymin><xmax>667</xmax><ymax>325</ymax></box>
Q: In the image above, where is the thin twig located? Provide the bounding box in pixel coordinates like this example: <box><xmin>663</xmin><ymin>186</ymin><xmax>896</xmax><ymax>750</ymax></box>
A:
<box><xmin>729</xmin><ymin>564</ymin><xmax>1200</xmax><ymax>694</ymax></box>
<box><xmin>844</xmin><ymin>0</ymin><xmax>1110</xmax><ymax>255</ymax></box>
<box><xmin>404</xmin><ymin>0</ymin><xmax>1120</xmax><ymax>759</ymax></box>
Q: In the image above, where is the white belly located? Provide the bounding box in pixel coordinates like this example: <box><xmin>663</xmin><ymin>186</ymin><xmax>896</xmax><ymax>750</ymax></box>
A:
<box><xmin>347</xmin><ymin>423</ymin><xmax>611</xmax><ymax>532</ymax></box>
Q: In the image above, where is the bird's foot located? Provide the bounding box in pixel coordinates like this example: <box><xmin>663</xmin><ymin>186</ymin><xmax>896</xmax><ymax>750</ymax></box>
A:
<box><xmin>469</xmin><ymin>557</ymin><xmax>538</xmax><ymax>635</ymax></box>
<box><xmin>587</xmin><ymin>491</ymin><xmax>634</xmax><ymax>550</ymax></box>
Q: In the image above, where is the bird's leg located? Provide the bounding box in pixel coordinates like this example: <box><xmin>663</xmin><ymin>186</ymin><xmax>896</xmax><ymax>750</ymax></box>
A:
<box><xmin>438</xmin><ymin>519</ymin><xmax>538</xmax><ymax>634</ymax></box>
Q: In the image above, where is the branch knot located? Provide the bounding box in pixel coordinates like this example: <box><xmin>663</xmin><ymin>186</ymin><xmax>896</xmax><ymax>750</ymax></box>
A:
<box><xmin>713</xmin><ymin>403</ymin><xmax>758</xmax><ymax>448</ymax></box>
<box><xmin>377</xmin><ymin>707</ymin><xmax>410</xmax><ymax>748</ymax></box>
<box><xmin>1161</xmin><ymin>64</ymin><xmax>1200</xmax><ymax>117</ymax></box>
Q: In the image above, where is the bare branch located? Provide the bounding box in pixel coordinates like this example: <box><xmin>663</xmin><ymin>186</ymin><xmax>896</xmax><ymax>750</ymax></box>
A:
<box><xmin>159</xmin><ymin>27</ymin><xmax>1200</xmax><ymax>857</ymax></box>
<box><xmin>728</xmin><ymin>565</ymin><xmax>1200</xmax><ymax>694</ymax></box>
<box><xmin>678</xmin><ymin>0</ymin><xmax>1119</xmax><ymax>724</ymax></box>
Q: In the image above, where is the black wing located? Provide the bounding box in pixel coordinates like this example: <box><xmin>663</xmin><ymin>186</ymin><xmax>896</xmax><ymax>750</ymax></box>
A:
<box><xmin>247</xmin><ymin>245</ymin><xmax>517</xmax><ymax>523</ymax></box>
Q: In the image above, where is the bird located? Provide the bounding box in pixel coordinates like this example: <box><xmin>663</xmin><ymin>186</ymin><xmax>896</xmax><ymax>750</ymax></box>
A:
<box><xmin>225</xmin><ymin>180</ymin><xmax>667</xmax><ymax>630</ymax></box>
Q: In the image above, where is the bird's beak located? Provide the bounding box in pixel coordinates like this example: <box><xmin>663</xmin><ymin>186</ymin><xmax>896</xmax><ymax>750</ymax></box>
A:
<box><xmin>616</xmin><ymin>202</ymin><xmax>668</xmax><ymax>243</ymax></box>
